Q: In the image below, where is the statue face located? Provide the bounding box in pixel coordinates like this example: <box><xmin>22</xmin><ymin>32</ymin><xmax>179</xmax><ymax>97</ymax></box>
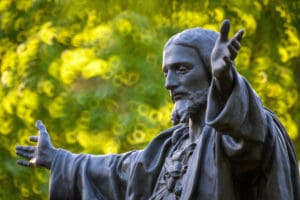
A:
<box><xmin>163</xmin><ymin>44</ymin><xmax>210</xmax><ymax>102</ymax></box>
<box><xmin>163</xmin><ymin>44</ymin><xmax>210</xmax><ymax>124</ymax></box>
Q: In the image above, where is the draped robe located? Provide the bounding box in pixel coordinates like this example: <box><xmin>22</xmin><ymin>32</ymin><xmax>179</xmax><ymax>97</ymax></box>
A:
<box><xmin>49</xmin><ymin>70</ymin><xmax>300</xmax><ymax>200</ymax></box>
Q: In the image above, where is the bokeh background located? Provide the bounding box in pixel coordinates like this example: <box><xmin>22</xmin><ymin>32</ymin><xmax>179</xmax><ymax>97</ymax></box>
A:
<box><xmin>1</xmin><ymin>0</ymin><xmax>299</xmax><ymax>199</ymax></box>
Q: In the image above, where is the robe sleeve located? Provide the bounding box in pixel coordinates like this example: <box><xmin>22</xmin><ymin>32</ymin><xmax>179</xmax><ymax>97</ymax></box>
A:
<box><xmin>48</xmin><ymin>126</ymin><xmax>177</xmax><ymax>200</ymax></box>
<box><xmin>206</xmin><ymin>68</ymin><xmax>268</xmax><ymax>172</ymax></box>
<box><xmin>206</xmin><ymin>69</ymin><xmax>300</xmax><ymax>199</ymax></box>
<box><xmin>49</xmin><ymin>148</ymin><xmax>141</xmax><ymax>200</ymax></box>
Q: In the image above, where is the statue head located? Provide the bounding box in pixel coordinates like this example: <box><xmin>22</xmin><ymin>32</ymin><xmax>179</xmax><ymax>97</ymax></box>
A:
<box><xmin>164</xmin><ymin>28</ymin><xmax>219</xmax><ymax>81</ymax></box>
<box><xmin>162</xmin><ymin>28</ymin><xmax>219</xmax><ymax>125</ymax></box>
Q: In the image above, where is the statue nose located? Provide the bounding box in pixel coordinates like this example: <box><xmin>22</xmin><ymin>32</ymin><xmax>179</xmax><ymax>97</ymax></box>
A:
<box><xmin>165</xmin><ymin>72</ymin><xmax>179</xmax><ymax>90</ymax></box>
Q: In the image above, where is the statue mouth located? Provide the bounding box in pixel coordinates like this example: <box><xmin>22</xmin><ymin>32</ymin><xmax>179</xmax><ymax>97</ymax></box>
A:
<box><xmin>172</xmin><ymin>92</ymin><xmax>187</xmax><ymax>101</ymax></box>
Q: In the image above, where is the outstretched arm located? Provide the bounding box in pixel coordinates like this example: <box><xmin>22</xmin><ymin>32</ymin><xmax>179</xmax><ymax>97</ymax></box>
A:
<box><xmin>16</xmin><ymin>120</ymin><xmax>57</xmax><ymax>169</ymax></box>
<box><xmin>211</xmin><ymin>19</ymin><xmax>244</xmax><ymax>102</ymax></box>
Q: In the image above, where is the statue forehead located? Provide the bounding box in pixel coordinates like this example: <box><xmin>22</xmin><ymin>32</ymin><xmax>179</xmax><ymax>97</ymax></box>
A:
<box><xmin>163</xmin><ymin>44</ymin><xmax>201</xmax><ymax>67</ymax></box>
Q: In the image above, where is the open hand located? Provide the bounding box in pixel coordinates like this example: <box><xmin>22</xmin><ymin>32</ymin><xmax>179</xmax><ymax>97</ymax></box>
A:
<box><xmin>16</xmin><ymin>120</ymin><xmax>57</xmax><ymax>169</ymax></box>
<box><xmin>211</xmin><ymin>19</ymin><xmax>244</xmax><ymax>80</ymax></box>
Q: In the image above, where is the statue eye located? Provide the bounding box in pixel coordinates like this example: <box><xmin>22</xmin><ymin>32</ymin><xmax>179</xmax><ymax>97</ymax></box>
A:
<box><xmin>176</xmin><ymin>65</ymin><xmax>189</xmax><ymax>74</ymax></box>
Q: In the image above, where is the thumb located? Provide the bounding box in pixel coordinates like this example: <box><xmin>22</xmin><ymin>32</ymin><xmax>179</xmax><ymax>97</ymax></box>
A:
<box><xmin>36</xmin><ymin>120</ymin><xmax>53</xmax><ymax>149</ymax></box>
<box><xmin>36</xmin><ymin>120</ymin><xmax>49</xmax><ymax>137</ymax></box>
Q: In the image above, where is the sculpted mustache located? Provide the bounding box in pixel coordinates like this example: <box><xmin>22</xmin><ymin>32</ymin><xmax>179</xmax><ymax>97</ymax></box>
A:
<box><xmin>171</xmin><ymin>89</ymin><xmax>208</xmax><ymax>102</ymax></box>
<box><xmin>188</xmin><ymin>89</ymin><xmax>208</xmax><ymax>102</ymax></box>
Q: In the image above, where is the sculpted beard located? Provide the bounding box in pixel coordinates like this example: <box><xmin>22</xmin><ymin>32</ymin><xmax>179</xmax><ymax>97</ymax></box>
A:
<box><xmin>171</xmin><ymin>89</ymin><xmax>208</xmax><ymax>125</ymax></box>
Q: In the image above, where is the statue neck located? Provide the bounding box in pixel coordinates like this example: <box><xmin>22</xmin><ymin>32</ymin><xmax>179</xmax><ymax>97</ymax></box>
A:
<box><xmin>188</xmin><ymin>107</ymin><xmax>206</xmax><ymax>142</ymax></box>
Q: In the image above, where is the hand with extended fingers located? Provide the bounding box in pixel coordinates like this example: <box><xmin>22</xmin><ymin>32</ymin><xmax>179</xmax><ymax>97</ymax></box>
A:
<box><xmin>211</xmin><ymin>19</ymin><xmax>244</xmax><ymax>91</ymax></box>
<box><xmin>16</xmin><ymin>120</ymin><xmax>57</xmax><ymax>169</ymax></box>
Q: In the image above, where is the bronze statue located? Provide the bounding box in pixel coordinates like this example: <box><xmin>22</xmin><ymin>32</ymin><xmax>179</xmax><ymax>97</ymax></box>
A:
<box><xmin>16</xmin><ymin>20</ymin><xmax>300</xmax><ymax>200</ymax></box>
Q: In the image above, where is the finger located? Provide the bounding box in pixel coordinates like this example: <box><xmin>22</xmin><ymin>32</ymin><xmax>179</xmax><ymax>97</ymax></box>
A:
<box><xmin>36</xmin><ymin>120</ymin><xmax>47</xmax><ymax>132</ymax></box>
<box><xmin>228</xmin><ymin>45</ymin><xmax>238</xmax><ymax>60</ymax></box>
<box><xmin>234</xmin><ymin>29</ymin><xmax>244</xmax><ymax>43</ymax></box>
<box><xmin>29</xmin><ymin>136</ymin><xmax>38</xmax><ymax>142</ymax></box>
<box><xmin>17</xmin><ymin>160</ymin><xmax>31</xmax><ymax>167</ymax></box>
<box><xmin>219</xmin><ymin>19</ymin><xmax>230</xmax><ymax>42</ymax></box>
<box><xmin>230</xmin><ymin>39</ymin><xmax>240</xmax><ymax>50</ymax></box>
<box><xmin>16</xmin><ymin>145</ymin><xmax>35</xmax><ymax>152</ymax></box>
<box><xmin>16</xmin><ymin>150</ymin><xmax>35</xmax><ymax>159</ymax></box>
<box><xmin>36</xmin><ymin>120</ymin><xmax>50</xmax><ymax>138</ymax></box>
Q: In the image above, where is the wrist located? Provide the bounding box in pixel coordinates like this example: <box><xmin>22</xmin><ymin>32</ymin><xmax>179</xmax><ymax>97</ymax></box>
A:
<box><xmin>43</xmin><ymin>147</ymin><xmax>57</xmax><ymax>170</ymax></box>
<box><xmin>212</xmin><ymin>67</ymin><xmax>235</xmax><ymax>107</ymax></box>
<box><xmin>214</xmin><ymin>67</ymin><xmax>234</xmax><ymax>92</ymax></box>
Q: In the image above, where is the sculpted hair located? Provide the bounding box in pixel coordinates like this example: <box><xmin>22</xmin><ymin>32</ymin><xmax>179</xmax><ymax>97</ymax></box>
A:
<box><xmin>164</xmin><ymin>28</ymin><xmax>219</xmax><ymax>81</ymax></box>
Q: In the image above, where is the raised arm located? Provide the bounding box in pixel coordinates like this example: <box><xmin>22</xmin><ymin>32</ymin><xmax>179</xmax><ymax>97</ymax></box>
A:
<box><xmin>16</xmin><ymin>120</ymin><xmax>57</xmax><ymax>169</ymax></box>
<box><xmin>206</xmin><ymin>20</ymin><xmax>267</xmax><ymax>141</ymax></box>
<box><xmin>211</xmin><ymin>19</ymin><xmax>244</xmax><ymax>103</ymax></box>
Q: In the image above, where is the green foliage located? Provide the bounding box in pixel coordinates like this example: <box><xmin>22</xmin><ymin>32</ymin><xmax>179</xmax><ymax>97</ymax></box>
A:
<box><xmin>1</xmin><ymin>0</ymin><xmax>299</xmax><ymax>199</ymax></box>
